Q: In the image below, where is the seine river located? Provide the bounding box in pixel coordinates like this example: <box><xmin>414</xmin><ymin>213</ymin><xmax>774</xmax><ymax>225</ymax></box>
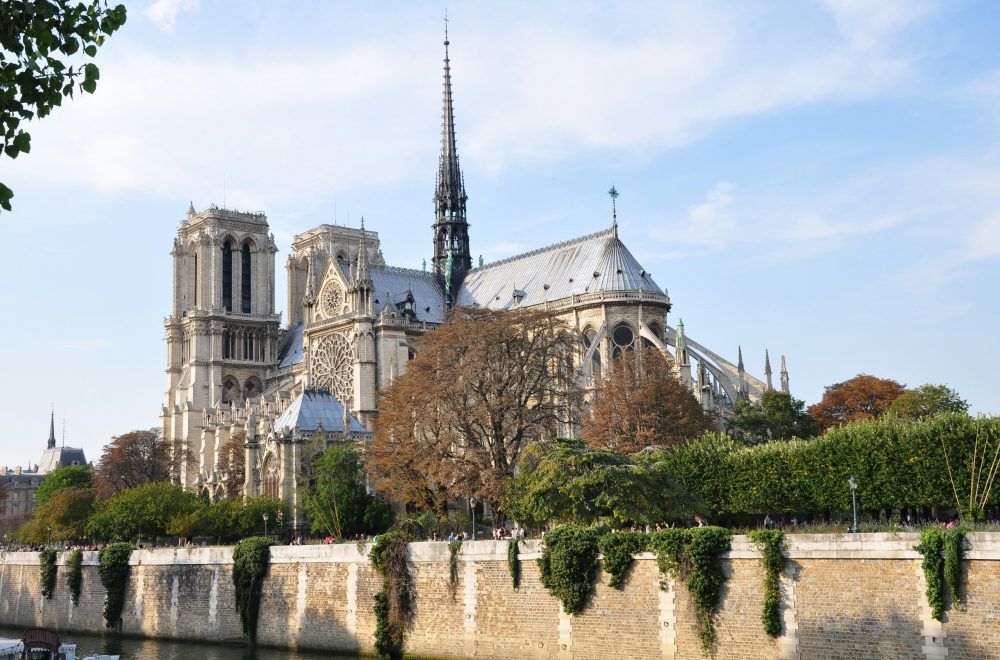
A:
<box><xmin>0</xmin><ymin>626</ymin><xmax>358</xmax><ymax>660</ymax></box>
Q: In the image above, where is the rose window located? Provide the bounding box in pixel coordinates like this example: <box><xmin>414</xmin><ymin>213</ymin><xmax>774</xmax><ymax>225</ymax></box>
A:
<box><xmin>311</xmin><ymin>333</ymin><xmax>354</xmax><ymax>402</ymax></box>
<box><xmin>319</xmin><ymin>281</ymin><xmax>344</xmax><ymax>319</ymax></box>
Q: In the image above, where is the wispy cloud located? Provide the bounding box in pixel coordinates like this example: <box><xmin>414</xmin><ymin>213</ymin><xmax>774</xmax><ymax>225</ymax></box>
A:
<box><xmin>144</xmin><ymin>0</ymin><xmax>200</xmax><ymax>32</ymax></box>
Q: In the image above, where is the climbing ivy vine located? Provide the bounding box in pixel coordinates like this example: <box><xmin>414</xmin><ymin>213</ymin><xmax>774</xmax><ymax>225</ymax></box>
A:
<box><xmin>66</xmin><ymin>548</ymin><xmax>84</xmax><ymax>606</ymax></box>
<box><xmin>98</xmin><ymin>542</ymin><xmax>133</xmax><ymax>629</ymax></box>
<box><xmin>448</xmin><ymin>538</ymin><xmax>462</xmax><ymax>598</ymax></box>
<box><xmin>944</xmin><ymin>528</ymin><xmax>966</xmax><ymax>611</ymax></box>
<box><xmin>917</xmin><ymin>527</ymin><xmax>966</xmax><ymax>621</ymax></box>
<box><xmin>370</xmin><ymin>529</ymin><xmax>414</xmax><ymax>658</ymax></box>
<box><xmin>598</xmin><ymin>531</ymin><xmax>649</xmax><ymax>590</ymax></box>
<box><xmin>748</xmin><ymin>530</ymin><xmax>786</xmax><ymax>637</ymax></box>
<box><xmin>538</xmin><ymin>524</ymin><xmax>601</xmax><ymax>614</ymax></box>
<box><xmin>508</xmin><ymin>538</ymin><xmax>521</xmax><ymax>590</ymax></box>
<box><xmin>232</xmin><ymin>537</ymin><xmax>274</xmax><ymax>642</ymax></box>
<box><xmin>39</xmin><ymin>548</ymin><xmax>57</xmax><ymax>600</ymax></box>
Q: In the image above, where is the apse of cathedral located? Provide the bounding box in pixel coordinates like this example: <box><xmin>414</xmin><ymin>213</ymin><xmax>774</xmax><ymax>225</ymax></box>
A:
<box><xmin>161</xmin><ymin>34</ymin><xmax>786</xmax><ymax>511</ymax></box>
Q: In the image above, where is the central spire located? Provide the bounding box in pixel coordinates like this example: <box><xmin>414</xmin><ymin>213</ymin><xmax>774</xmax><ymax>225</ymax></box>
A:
<box><xmin>432</xmin><ymin>18</ymin><xmax>472</xmax><ymax>300</ymax></box>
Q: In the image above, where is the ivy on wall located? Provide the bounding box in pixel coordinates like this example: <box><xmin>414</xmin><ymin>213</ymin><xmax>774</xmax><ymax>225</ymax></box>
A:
<box><xmin>98</xmin><ymin>542</ymin><xmax>133</xmax><ymax>629</ymax></box>
<box><xmin>917</xmin><ymin>527</ymin><xmax>966</xmax><ymax>621</ymax></box>
<box><xmin>598</xmin><ymin>531</ymin><xmax>649</xmax><ymax>590</ymax></box>
<box><xmin>748</xmin><ymin>530</ymin><xmax>786</xmax><ymax>637</ymax></box>
<box><xmin>370</xmin><ymin>529</ymin><xmax>414</xmax><ymax>658</ymax></box>
<box><xmin>448</xmin><ymin>539</ymin><xmax>462</xmax><ymax>599</ymax></box>
<box><xmin>232</xmin><ymin>537</ymin><xmax>274</xmax><ymax>642</ymax></box>
<box><xmin>538</xmin><ymin>524</ymin><xmax>601</xmax><ymax>614</ymax></box>
<box><xmin>66</xmin><ymin>548</ymin><xmax>84</xmax><ymax>606</ymax></box>
<box><xmin>652</xmin><ymin>527</ymin><xmax>732</xmax><ymax>652</ymax></box>
<box><xmin>507</xmin><ymin>538</ymin><xmax>521</xmax><ymax>590</ymax></box>
<box><xmin>39</xmin><ymin>548</ymin><xmax>57</xmax><ymax>600</ymax></box>
<box><xmin>944</xmin><ymin>528</ymin><xmax>966</xmax><ymax>611</ymax></box>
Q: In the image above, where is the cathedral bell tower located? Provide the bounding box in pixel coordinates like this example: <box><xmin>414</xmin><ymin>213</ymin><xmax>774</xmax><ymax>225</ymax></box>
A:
<box><xmin>431</xmin><ymin>27</ymin><xmax>472</xmax><ymax>303</ymax></box>
<box><xmin>162</xmin><ymin>204</ymin><xmax>280</xmax><ymax>490</ymax></box>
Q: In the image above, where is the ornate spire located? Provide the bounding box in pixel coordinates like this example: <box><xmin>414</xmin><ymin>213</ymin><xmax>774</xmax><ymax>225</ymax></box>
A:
<box><xmin>47</xmin><ymin>406</ymin><xmax>56</xmax><ymax>450</ymax></box>
<box><xmin>737</xmin><ymin>346</ymin><xmax>748</xmax><ymax>401</ymax></box>
<box><xmin>608</xmin><ymin>185</ymin><xmax>619</xmax><ymax>237</ymax></box>
<box><xmin>780</xmin><ymin>354</ymin><xmax>790</xmax><ymax>395</ymax></box>
<box><xmin>356</xmin><ymin>217</ymin><xmax>370</xmax><ymax>282</ymax></box>
<box><xmin>764</xmin><ymin>349</ymin><xmax>773</xmax><ymax>392</ymax></box>
<box><xmin>433</xmin><ymin>20</ymin><xmax>472</xmax><ymax>292</ymax></box>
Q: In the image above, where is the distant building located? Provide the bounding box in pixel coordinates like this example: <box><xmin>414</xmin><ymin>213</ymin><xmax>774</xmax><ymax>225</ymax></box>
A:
<box><xmin>0</xmin><ymin>411</ymin><xmax>88</xmax><ymax>534</ymax></box>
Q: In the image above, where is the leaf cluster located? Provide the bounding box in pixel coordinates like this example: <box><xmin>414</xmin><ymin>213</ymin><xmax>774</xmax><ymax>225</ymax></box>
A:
<box><xmin>537</xmin><ymin>524</ymin><xmax>601</xmax><ymax>614</ymax></box>
<box><xmin>35</xmin><ymin>465</ymin><xmax>92</xmax><ymax>506</ymax></box>
<box><xmin>916</xmin><ymin>528</ymin><xmax>947</xmax><ymax>621</ymax></box>
<box><xmin>0</xmin><ymin>0</ymin><xmax>127</xmax><ymax>210</ymax></box>
<box><xmin>301</xmin><ymin>442</ymin><xmax>393</xmax><ymax>539</ymax></box>
<box><xmin>598</xmin><ymin>531</ymin><xmax>649</xmax><ymax>589</ymax></box>
<box><xmin>748</xmin><ymin>530</ymin><xmax>786</xmax><ymax>637</ymax></box>
<box><xmin>18</xmin><ymin>486</ymin><xmax>94</xmax><ymax>544</ymax></box>
<box><xmin>369</xmin><ymin>529</ymin><xmax>415</xmax><ymax>658</ymax></box>
<box><xmin>39</xmin><ymin>547</ymin><xmax>57</xmax><ymax>600</ymax></box>
<box><xmin>66</xmin><ymin>548</ymin><xmax>83</xmax><ymax>606</ymax></box>
<box><xmin>807</xmin><ymin>374</ymin><xmax>905</xmax><ymax>431</ymax></box>
<box><xmin>507</xmin><ymin>538</ymin><xmax>521</xmax><ymax>590</ymax></box>
<box><xmin>232</xmin><ymin>537</ymin><xmax>275</xmax><ymax>641</ymax></box>
<box><xmin>97</xmin><ymin>542</ymin><xmax>133</xmax><ymax>628</ymax></box>
<box><xmin>727</xmin><ymin>391</ymin><xmax>819</xmax><ymax>445</ymax></box>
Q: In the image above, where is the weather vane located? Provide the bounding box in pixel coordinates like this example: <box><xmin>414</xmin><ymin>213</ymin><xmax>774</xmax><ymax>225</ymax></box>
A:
<box><xmin>608</xmin><ymin>185</ymin><xmax>619</xmax><ymax>224</ymax></box>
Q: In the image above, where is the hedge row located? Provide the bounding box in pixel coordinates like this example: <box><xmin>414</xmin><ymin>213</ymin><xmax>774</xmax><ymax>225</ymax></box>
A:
<box><xmin>656</xmin><ymin>414</ymin><xmax>1000</xmax><ymax>516</ymax></box>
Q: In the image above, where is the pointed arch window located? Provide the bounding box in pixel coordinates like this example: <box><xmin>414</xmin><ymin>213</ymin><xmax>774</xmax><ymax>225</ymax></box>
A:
<box><xmin>241</xmin><ymin>241</ymin><xmax>252</xmax><ymax>313</ymax></box>
<box><xmin>612</xmin><ymin>324</ymin><xmax>635</xmax><ymax>359</ymax></box>
<box><xmin>222</xmin><ymin>240</ymin><xmax>234</xmax><ymax>312</ymax></box>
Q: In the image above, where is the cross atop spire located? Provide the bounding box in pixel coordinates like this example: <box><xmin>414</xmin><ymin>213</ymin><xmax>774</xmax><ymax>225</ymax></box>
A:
<box><xmin>608</xmin><ymin>185</ymin><xmax>619</xmax><ymax>232</ymax></box>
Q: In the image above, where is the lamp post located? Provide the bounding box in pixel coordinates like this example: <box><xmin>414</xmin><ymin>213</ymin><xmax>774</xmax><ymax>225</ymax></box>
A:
<box><xmin>263</xmin><ymin>513</ymin><xmax>269</xmax><ymax>539</ymax></box>
<box><xmin>470</xmin><ymin>498</ymin><xmax>477</xmax><ymax>541</ymax></box>
<box><xmin>849</xmin><ymin>475</ymin><xmax>859</xmax><ymax>533</ymax></box>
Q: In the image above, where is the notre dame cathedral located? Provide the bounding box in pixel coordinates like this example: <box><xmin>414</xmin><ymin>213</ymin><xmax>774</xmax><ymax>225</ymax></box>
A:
<box><xmin>162</xmin><ymin>35</ymin><xmax>786</xmax><ymax>513</ymax></box>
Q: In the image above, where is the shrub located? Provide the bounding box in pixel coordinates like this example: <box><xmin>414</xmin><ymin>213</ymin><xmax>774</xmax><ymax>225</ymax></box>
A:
<box><xmin>916</xmin><ymin>528</ymin><xmax>946</xmax><ymax>621</ymax></box>
<box><xmin>538</xmin><ymin>524</ymin><xmax>601</xmax><ymax>614</ymax></box>
<box><xmin>448</xmin><ymin>539</ymin><xmax>462</xmax><ymax>598</ymax></box>
<box><xmin>508</xmin><ymin>538</ymin><xmax>521</xmax><ymax>590</ymax></box>
<box><xmin>232</xmin><ymin>537</ymin><xmax>274</xmax><ymax>642</ymax></box>
<box><xmin>98</xmin><ymin>542</ymin><xmax>133</xmax><ymax>628</ymax></box>
<box><xmin>598</xmin><ymin>531</ymin><xmax>649</xmax><ymax>589</ymax></box>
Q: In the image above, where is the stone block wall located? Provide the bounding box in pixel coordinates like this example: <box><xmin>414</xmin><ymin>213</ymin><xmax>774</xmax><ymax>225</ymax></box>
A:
<box><xmin>3</xmin><ymin>534</ymin><xmax>1000</xmax><ymax>659</ymax></box>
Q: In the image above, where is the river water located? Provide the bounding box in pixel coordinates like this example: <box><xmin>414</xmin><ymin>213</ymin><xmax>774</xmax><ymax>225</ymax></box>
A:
<box><xmin>0</xmin><ymin>626</ymin><xmax>358</xmax><ymax>660</ymax></box>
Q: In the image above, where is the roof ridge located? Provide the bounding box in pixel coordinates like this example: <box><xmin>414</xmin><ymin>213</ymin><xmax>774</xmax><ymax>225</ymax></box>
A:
<box><xmin>473</xmin><ymin>227</ymin><xmax>616</xmax><ymax>271</ymax></box>
<box><xmin>377</xmin><ymin>264</ymin><xmax>440</xmax><ymax>278</ymax></box>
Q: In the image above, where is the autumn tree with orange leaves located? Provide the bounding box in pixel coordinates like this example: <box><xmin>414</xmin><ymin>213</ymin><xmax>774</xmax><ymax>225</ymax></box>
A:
<box><xmin>94</xmin><ymin>429</ymin><xmax>190</xmax><ymax>499</ymax></box>
<box><xmin>582</xmin><ymin>346</ymin><xmax>715</xmax><ymax>452</ymax></box>
<box><xmin>807</xmin><ymin>374</ymin><xmax>905</xmax><ymax>431</ymax></box>
<box><xmin>367</xmin><ymin>307</ymin><xmax>582</xmax><ymax>520</ymax></box>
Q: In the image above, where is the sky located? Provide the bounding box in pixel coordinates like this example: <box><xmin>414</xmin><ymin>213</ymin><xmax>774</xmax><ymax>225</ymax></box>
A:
<box><xmin>1</xmin><ymin>0</ymin><xmax>999</xmax><ymax>467</ymax></box>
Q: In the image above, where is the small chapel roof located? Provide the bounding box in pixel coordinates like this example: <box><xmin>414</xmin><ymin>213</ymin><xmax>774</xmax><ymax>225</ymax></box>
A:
<box><xmin>37</xmin><ymin>447</ymin><xmax>88</xmax><ymax>474</ymax></box>
<box><xmin>456</xmin><ymin>227</ymin><xmax>663</xmax><ymax>309</ymax></box>
<box><xmin>272</xmin><ymin>389</ymin><xmax>367</xmax><ymax>435</ymax></box>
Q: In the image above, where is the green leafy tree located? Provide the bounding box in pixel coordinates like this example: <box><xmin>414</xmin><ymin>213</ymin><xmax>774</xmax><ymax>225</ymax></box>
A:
<box><xmin>886</xmin><ymin>384</ymin><xmax>969</xmax><ymax>421</ymax></box>
<box><xmin>35</xmin><ymin>465</ymin><xmax>92</xmax><ymax>506</ymax></box>
<box><xmin>303</xmin><ymin>443</ymin><xmax>393</xmax><ymax>539</ymax></box>
<box><xmin>165</xmin><ymin>496</ymin><xmax>287</xmax><ymax>542</ymax></box>
<box><xmin>0</xmin><ymin>0</ymin><xmax>127</xmax><ymax>210</ymax></box>
<box><xmin>507</xmin><ymin>438</ymin><xmax>699</xmax><ymax>528</ymax></box>
<box><xmin>86</xmin><ymin>482</ymin><xmax>202</xmax><ymax>541</ymax></box>
<box><xmin>726</xmin><ymin>390</ymin><xmax>819</xmax><ymax>445</ymax></box>
<box><xmin>18</xmin><ymin>486</ymin><xmax>94</xmax><ymax>543</ymax></box>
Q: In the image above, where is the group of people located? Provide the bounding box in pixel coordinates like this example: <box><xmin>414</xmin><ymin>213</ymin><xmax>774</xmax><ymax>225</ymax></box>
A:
<box><xmin>492</xmin><ymin>526</ymin><xmax>526</xmax><ymax>540</ymax></box>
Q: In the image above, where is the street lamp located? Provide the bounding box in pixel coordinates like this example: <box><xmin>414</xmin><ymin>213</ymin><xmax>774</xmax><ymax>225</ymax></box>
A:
<box><xmin>849</xmin><ymin>475</ymin><xmax>859</xmax><ymax>533</ymax></box>
<box><xmin>262</xmin><ymin>513</ymin><xmax>269</xmax><ymax>539</ymax></box>
<box><xmin>469</xmin><ymin>498</ymin><xmax>477</xmax><ymax>541</ymax></box>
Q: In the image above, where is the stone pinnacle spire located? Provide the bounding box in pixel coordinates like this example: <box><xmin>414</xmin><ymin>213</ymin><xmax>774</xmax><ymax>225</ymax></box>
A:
<box><xmin>764</xmin><ymin>349</ymin><xmax>773</xmax><ymax>392</ymax></box>
<box><xmin>780</xmin><ymin>354</ymin><xmax>790</xmax><ymax>394</ymax></box>
<box><xmin>432</xmin><ymin>19</ymin><xmax>472</xmax><ymax>292</ymax></box>
<box><xmin>47</xmin><ymin>406</ymin><xmax>56</xmax><ymax>450</ymax></box>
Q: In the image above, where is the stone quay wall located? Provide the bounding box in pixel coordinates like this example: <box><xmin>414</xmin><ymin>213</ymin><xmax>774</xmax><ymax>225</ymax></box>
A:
<box><xmin>3</xmin><ymin>533</ymin><xmax>1000</xmax><ymax>659</ymax></box>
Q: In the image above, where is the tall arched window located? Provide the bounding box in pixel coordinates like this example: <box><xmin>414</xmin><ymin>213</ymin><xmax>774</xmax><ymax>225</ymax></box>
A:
<box><xmin>241</xmin><ymin>241</ymin><xmax>252</xmax><ymax>313</ymax></box>
<box><xmin>192</xmin><ymin>253</ymin><xmax>198</xmax><ymax>307</ymax></box>
<box><xmin>222</xmin><ymin>240</ymin><xmax>234</xmax><ymax>312</ymax></box>
<box><xmin>584</xmin><ymin>328</ymin><xmax>601</xmax><ymax>376</ymax></box>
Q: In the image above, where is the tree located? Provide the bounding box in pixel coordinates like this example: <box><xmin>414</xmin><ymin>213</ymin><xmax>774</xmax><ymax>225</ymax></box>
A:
<box><xmin>166</xmin><ymin>496</ymin><xmax>287</xmax><ymax>542</ymax></box>
<box><xmin>726</xmin><ymin>390</ymin><xmax>819</xmax><ymax>445</ymax></box>
<box><xmin>368</xmin><ymin>307</ymin><xmax>582</xmax><ymax>519</ymax></box>
<box><xmin>86</xmin><ymin>482</ymin><xmax>201</xmax><ymax>541</ymax></box>
<box><xmin>582</xmin><ymin>346</ymin><xmax>715</xmax><ymax>452</ymax></box>
<box><xmin>93</xmin><ymin>428</ymin><xmax>178</xmax><ymax>499</ymax></box>
<box><xmin>18</xmin><ymin>486</ymin><xmax>94</xmax><ymax>543</ymax></box>
<box><xmin>886</xmin><ymin>384</ymin><xmax>969</xmax><ymax>421</ymax></box>
<box><xmin>807</xmin><ymin>374</ymin><xmax>905</xmax><ymax>431</ymax></box>
<box><xmin>35</xmin><ymin>465</ymin><xmax>92</xmax><ymax>506</ymax></box>
<box><xmin>301</xmin><ymin>443</ymin><xmax>393</xmax><ymax>539</ymax></box>
<box><xmin>507</xmin><ymin>438</ymin><xmax>700</xmax><ymax>528</ymax></box>
<box><xmin>1</xmin><ymin>1</ymin><xmax>127</xmax><ymax>210</ymax></box>
<box><xmin>218</xmin><ymin>431</ymin><xmax>247</xmax><ymax>499</ymax></box>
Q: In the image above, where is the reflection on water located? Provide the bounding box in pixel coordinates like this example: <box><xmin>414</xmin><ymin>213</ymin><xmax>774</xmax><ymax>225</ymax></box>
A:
<box><xmin>0</xmin><ymin>627</ymin><xmax>359</xmax><ymax>660</ymax></box>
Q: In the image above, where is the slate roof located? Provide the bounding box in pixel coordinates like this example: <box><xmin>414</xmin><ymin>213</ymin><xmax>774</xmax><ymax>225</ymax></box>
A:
<box><xmin>456</xmin><ymin>227</ymin><xmax>663</xmax><ymax>309</ymax></box>
<box><xmin>37</xmin><ymin>447</ymin><xmax>88</xmax><ymax>474</ymax></box>
<box><xmin>276</xmin><ymin>322</ymin><xmax>305</xmax><ymax>368</ymax></box>
<box><xmin>272</xmin><ymin>389</ymin><xmax>367</xmax><ymax>435</ymax></box>
<box><xmin>336</xmin><ymin>264</ymin><xmax>447</xmax><ymax>323</ymax></box>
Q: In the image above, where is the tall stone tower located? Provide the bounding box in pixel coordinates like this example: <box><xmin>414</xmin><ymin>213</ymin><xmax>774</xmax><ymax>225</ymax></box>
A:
<box><xmin>162</xmin><ymin>204</ymin><xmax>280</xmax><ymax>489</ymax></box>
<box><xmin>431</xmin><ymin>30</ymin><xmax>472</xmax><ymax>301</ymax></box>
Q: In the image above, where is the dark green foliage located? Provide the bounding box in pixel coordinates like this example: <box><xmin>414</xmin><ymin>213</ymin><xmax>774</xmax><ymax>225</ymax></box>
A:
<box><xmin>598</xmin><ymin>531</ymin><xmax>650</xmax><ymax>589</ymax></box>
<box><xmin>508</xmin><ymin>538</ymin><xmax>521</xmax><ymax>590</ymax></box>
<box><xmin>35</xmin><ymin>465</ymin><xmax>93</xmax><ymax>506</ymax></box>
<box><xmin>944</xmin><ymin>529</ymin><xmax>966</xmax><ymax>610</ymax></box>
<box><xmin>232</xmin><ymin>537</ymin><xmax>274</xmax><ymax>642</ymax></box>
<box><xmin>887</xmin><ymin>384</ymin><xmax>969</xmax><ymax>421</ymax></box>
<box><xmin>302</xmin><ymin>443</ymin><xmax>394</xmax><ymax>539</ymax></box>
<box><xmin>448</xmin><ymin>539</ymin><xmax>462</xmax><ymax>597</ymax></box>
<box><xmin>748</xmin><ymin>530</ymin><xmax>786</xmax><ymax>637</ymax></box>
<box><xmin>66</xmin><ymin>548</ymin><xmax>83</xmax><ymax>606</ymax></box>
<box><xmin>916</xmin><ymin>528</ymin><xmax>946</xmax><ymax>621</ymax></box>
<box><xmin>370</xmin><ymin>529</ymin><xmax>414</xmax><ymax>658</ymax></box>
<box><xmin>98</xmin><ymin>542</ymin><xmax>133</xmax><ymax>628</ymax></box>
<box><xmin>167</xmin><ymin>496</ymin><xmax>287</xmax><ymax>542</ymax></box>
<box><xmin>651</xmin><ymin>527</ymin><xmax>732</xmax><ymax>652</ymax></box>
<box><xmin>39</xmin><ymin>548</ymin><xmax>57</xmax><ymax>600</ymax></box>
<box><xmin>537</xmin><ymin>524</ymin><xmax>601</xmax><ymax>614</ymax></box>
<box><xmin>86</xmin><ymin>482</ymin><xmax>203</xmax><ymax>541</ymax></box>
<box><xmin>0</xmin><ymin>0</ymin><xmax>127</xmax><ymax>210</ymax></box>
<box><xmin>727</xmin><ymin>391</ymin><xmax>819</xmax><ymax>445</ymax></box>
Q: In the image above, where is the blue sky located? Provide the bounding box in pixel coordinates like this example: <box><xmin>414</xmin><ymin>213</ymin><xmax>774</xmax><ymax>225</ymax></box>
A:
<box><xmin>2</xmin><ymin>0</ymin><xmax>999</xmax><ymax>466</ymax></box>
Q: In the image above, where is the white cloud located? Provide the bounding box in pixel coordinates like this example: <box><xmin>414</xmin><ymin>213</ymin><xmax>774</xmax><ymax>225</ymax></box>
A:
<box><xmin>650</xmin><ymin>182</ymin><xmax>736</xmax><ymax>250</ymax></box>
<box><xmin>144</xmin><ymin>0</ymin><xmax>200</xmax><ymax>32</ymax></box>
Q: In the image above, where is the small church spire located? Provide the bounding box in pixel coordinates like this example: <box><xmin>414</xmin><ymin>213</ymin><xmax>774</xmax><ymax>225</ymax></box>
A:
<box><xmin>608</xmin><ymin>185</ymin><xmax>619</xmax><ymax>237</ymax></box>
<box><xmin>764</xmin><ymin>349</ymin><xmax>773</xmax><ymax>392</ymax></box>
<box><xmin>780</xmin><ymin>354</ymin><xmax>790</xmax><ymax>395</ymax></box>
<box><xmin>47</xmin><ymin>405</ymin><xmax>56</xmax><ymax>450</ymax></box>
